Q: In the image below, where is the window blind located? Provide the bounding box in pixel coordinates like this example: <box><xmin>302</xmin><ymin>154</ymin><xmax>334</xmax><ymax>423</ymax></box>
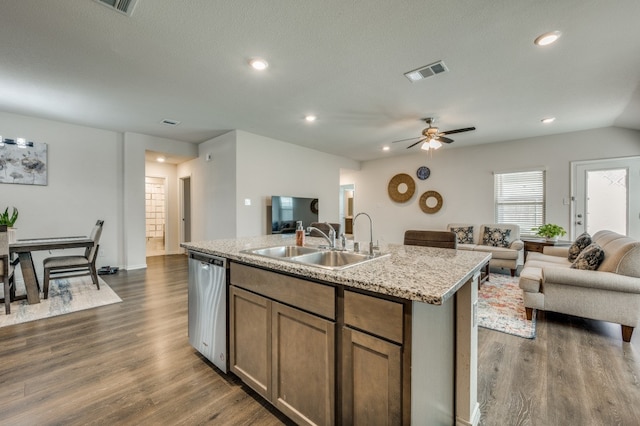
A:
<box><xmin>494</xmin><ymin>170</ymin><xmax>545</xmax><ymax>236</ymax></box>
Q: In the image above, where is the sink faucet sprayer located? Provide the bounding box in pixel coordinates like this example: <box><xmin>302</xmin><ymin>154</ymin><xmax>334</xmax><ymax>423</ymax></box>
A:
<box><xmin>306</xmin><ymin>222</ymin><xmax>337</xmax><ymax>249</ymax></box>
<box><xmin>353</xmin><ymin>212</ymin><xmax>377</xmax><ymax>255</ymax></box>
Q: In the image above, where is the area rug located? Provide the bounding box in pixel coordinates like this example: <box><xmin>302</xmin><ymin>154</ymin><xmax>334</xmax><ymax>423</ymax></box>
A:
<box><xmin>0</xmin><ymin>276</ymin><xmax>122</xmax><ymax>328</ymax></box>
<box><xmin>478</xmin><ymin>273</ymin><xmax>536</xmax><ymax>339</ymax></box>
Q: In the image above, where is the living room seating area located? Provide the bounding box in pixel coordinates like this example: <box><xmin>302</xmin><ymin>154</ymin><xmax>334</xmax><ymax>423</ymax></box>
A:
<box><xmin>519</xmin><ymin>230</ymin><xmax>640</xmax><ymax>342</ymax></box>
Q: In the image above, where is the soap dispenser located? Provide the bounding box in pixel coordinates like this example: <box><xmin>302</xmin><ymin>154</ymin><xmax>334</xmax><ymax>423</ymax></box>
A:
<box><xmin>295</xmin><ymin>221</ymin><xmax>305</xmax><ymax>246</ymax></box>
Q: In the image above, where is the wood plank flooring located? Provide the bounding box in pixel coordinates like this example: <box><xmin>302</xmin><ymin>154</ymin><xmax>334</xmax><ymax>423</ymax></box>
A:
<box><xmin>1</xmin><ymin>254</ymin><xmax>639</xmax><ymax>425</ymax></box>
<box><xmin>0</xmin><ymin>255</ymin><xmax>293</xmax><ymax>426</ymax></box>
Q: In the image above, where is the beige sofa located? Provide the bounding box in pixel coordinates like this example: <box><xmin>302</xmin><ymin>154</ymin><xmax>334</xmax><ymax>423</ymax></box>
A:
<box><xmin>519</xmin><ymin>230</ymin><xmax>640</xmax><ymax>342</ymax></box>
<box><xmin>447</xmin><ymin>223</ymin><xmax>524</xmax><ymax>276</ymax></box>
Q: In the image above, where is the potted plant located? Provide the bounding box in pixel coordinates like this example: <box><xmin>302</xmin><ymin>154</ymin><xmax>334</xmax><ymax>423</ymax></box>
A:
<box><xmin>0</xmin><ymin>206</ymin><xmax>19</xmax><ymax>243</ymax></box>
<box><xmin>534</xmin><ymin>223</ymin><xmax>567</xmax><ymax>242</ymax></box>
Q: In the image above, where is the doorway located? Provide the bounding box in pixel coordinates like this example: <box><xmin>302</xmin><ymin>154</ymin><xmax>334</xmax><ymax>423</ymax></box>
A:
<box><xmin>340</xmin><ymin>184</ymin><xmax>355</xmax><ymax>235</ymax></box>
<box><xmin>145</xmin><ymin>176</ymin><xmax>167</xmax><ymax>256</ymax></box>
<box><xmin>180</xmin><ymin>176</ymin><xmax>192</xmax><ymax>250</ymax></box>
<box><xmin>572</xmin><ymin>156</ymin><xmax>640</xmax><ymax>239</ymax></box>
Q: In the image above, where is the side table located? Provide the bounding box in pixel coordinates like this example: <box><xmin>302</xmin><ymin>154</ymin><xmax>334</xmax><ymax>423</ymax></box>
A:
<box><xmin>522</xmin><ymin>238</ymin><xmax>571</xmax><ymax>261</ymax></box>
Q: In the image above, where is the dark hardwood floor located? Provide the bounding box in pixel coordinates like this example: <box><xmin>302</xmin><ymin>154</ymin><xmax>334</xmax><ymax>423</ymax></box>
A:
<box><xmin>2</xmin><ymin>255</ymin><xmax>639</xmax><ymax>425</ymax></box>
<box><xmin>0</xmin><ymin>255</ymin><xmax>293</xmax><ymax>426</ymax></box>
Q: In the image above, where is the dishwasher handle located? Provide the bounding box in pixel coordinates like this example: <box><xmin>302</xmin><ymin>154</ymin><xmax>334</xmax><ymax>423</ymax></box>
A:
<box><xmin>189</xmin><ymin>251</ymin><xmax>226</xmax><ymax>268</ymax></box>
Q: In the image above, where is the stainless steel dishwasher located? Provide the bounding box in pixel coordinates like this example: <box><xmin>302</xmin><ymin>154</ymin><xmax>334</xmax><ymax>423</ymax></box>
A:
<box><xmin>188</xmin><ymin>251</ymin><xmax>228</xmax><ymax>373</ymax></box>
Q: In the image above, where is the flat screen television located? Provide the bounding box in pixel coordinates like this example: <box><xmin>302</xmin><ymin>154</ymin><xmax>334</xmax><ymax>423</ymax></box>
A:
<box><xmin>271</xmin><ymin>196</ymin><xmax>318</xmax><ymax>234</ymax></box>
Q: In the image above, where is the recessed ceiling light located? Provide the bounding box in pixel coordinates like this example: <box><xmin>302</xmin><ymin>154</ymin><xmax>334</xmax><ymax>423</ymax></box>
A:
<box><xmin>304</xmin><ymin>115</ymin><xmax>317</xmax><ymax>122</ymax></box>
<box><xmin>382</xmin><ymin>146</ymin><xmax>390</xmax><ymax>151</ymax></box>
<box><xmin>157</xmin><ymin>156</ymin><xmax>166</xmax><ymax>162</ymax></box>
<box><xmin>249</xmin><ymin>58</ymin><xmax>269</xmax><ymax>70</ymax></box>
<box><xmin>534</xmin><ymin>31</ymin><xmax>562</xmax><ymax>46</ymax></box>
<box><xmin>541</xmin><ymin>117</ymin><xmax>556</xmax><ymax>124</ymax></box>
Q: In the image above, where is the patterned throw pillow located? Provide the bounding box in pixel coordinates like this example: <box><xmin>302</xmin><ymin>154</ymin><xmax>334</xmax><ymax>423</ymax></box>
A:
<box><xmin>568</xmin><ymin>232</ymin><xmax>592</xmax><ymax>262</ymax></box>
<box><xmin>570</xmin><ymin>242</ymin><xmax>604</xmax><ymax>270</ymax></box>
<box><xmin>450</xmin><ymin>226</ymin><xmax>474</xmax><ymax>244</ymax></box>
<box><xmin>482</xmin><ymin>227</ymin><xmax>511</xmax><ymax>248</ymax></box>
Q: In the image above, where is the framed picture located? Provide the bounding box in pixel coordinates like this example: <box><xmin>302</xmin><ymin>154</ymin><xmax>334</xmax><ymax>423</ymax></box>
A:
<box><xmin>0</xmin><ymin>140</ymin><xmax>48</xmax><ymax>185</ymax></box>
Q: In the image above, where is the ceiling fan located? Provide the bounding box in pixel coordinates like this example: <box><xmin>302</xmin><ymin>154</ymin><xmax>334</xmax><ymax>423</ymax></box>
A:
<box><xmin>392</xmin><ymin>117</ymin><xmax>476</xmax><ymax>150</ymax></box>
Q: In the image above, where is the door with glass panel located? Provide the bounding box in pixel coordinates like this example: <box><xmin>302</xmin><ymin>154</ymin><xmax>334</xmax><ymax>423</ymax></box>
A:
<box><xmin>572</xmin><ymin>157</ymin><xmax>640</xmax><ymax>239</ymax></box>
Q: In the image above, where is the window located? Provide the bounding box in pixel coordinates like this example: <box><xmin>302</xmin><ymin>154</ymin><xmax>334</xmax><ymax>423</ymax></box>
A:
<box><xmin>494</xmin><ymin>170</ymin><xmax>545</xmax><ymax>236</ymax></box>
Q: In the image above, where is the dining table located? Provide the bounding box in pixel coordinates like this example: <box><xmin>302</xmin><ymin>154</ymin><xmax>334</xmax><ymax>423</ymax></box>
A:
<box><xmin>9</xmin><ymin>236</ymin><xmax>94</xmax><ymax>304</ymax></box>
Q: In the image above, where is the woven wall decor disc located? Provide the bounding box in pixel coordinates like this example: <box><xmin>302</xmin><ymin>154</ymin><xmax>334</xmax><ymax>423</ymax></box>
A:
<box><xmin>419</xmin><ymin>190</ymin><xmax>443</xmax><ymax>214</ymax></box>
<box><xmin>388</xmin><ymin>173</ymin><xmax>416</xmax><ymax>203</ymax></box>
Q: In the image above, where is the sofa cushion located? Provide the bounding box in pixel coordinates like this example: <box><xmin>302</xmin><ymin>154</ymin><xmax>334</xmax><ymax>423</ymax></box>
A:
<box><xmin>571</xmin><ymin>243</ymin><xmax>605</xmax><ymax>270</ymax></box>
<box><xmin>568</xmin><ymin>232</ymin><xmax>592</xmax><ymax>262</ymax></box>
<box><xmin>593</xmin><ymin>230</ymin><xmax>640</xmax><ymax>277</ymax></box>
<box><xmin>450</xmin><ymin>226</ymin><xmax>474</xmax><ymax>244</ymax></box>
<box><xmin>473</xmin><ymin>244</ymin><xmax>519</xmax><ymax>260</ymax></box>
<box><xmin>482</xmin><ymin>226</ymin><xmax>511</xmax><ymax>248</ymax></box>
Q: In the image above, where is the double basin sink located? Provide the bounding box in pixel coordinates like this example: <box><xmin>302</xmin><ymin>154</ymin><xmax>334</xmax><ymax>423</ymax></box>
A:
<box><xmin>240</xmin><ymin>245</ymin><xmax>388</xmax><ymax>270</ymax></box>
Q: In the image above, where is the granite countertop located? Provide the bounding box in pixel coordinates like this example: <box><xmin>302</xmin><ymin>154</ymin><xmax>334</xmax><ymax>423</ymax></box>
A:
<box><xmin>181</xmin><ymin>235</ymin><xmax>491</xmax><ymax>305</ymax></box>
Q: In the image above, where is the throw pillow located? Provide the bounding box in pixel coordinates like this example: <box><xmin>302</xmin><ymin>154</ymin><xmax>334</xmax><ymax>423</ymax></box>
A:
<box><xmin>482</xmin><ymin>226</ymin><xmax>511</xmax><ymax>248</ymax></box>
<box><xmin>570</xmin><ymin>242</ymin><xmax>605</xmax><ymax>270</ymax></box>
<box><xmin>568</xmin><ymin>232</ymin><xmax>592</xmax><ymax>262</ymax></box>
<box><xmin>451</xmin><ymin>226</ymin><xmax>474</xmax><ymax>244</ymax></box>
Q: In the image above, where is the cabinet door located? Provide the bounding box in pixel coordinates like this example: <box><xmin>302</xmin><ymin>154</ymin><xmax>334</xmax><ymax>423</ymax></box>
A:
<box><xmin>229</xmin><ymin>286</ymin><xmax>271</xmax><ymax>400</ymax></box>
<box><xmin>272</xmin><ymin>301</ymin><xmax>335</xmax><ymax>426</ymax></box>
<box><xmin>342</xmin><ymin>327</ymin><xmax>402</xmax><ymax>426</ymax></box>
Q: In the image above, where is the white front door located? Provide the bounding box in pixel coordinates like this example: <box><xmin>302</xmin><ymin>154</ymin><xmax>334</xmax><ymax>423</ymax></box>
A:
<box><xmin>572</xmin><ymin>157</ymin><xmax>640</xmax><ymax>239</ymax></box>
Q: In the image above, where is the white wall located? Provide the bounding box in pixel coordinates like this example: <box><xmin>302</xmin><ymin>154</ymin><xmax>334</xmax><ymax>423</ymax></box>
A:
<box><xmin>123</xmin><ymin>132</ymin><xmax>198</xmax><ymax>268</ymax></box>
<box><xmin>145</xmin><ymin>161</ymin><xmax>182</xmax><ymax>254</ymax></box>
<box><xmin>179</xmin><ymin>130</ymin><xmax>360</xmax><ymax>242</ymax></box>
<box><xmin>0</xmin><ymin>111</ymin><xmax>123</xmax><ymax>273</ymax></box>
<box><xmin>342</xmin><ymin>126</ymin><xmax>640</xmax><ymax>244</ymax></box>
<box><xmin>235</xmin><ymin>130</ymin><xmax>359</xmax><ymax>237</ymax></box>
<box><xmin>0</xmin><ymin>111</ymin><xmax>198</xmax><ymax>275</ymax></box>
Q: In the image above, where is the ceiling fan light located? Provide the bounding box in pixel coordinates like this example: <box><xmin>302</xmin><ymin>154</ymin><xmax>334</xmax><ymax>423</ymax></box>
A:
<box><xmin>430</xmin><ymin>139</ymin><xmax>442</xmax><ymax>149</ymax></box>
<box><xmin>420</xmin><ymin>141</ymin><xmax>430</xmax><ymax>151</ymax></box>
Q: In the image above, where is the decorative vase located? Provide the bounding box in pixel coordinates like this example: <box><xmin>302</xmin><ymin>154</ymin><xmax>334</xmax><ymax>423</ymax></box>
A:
<box><xmin>546</xmin><ymin>236</ymin><xmax>559</xmax><ymax>243</ymax></box>
<box><xmin>7</xmin><ymin>227</ymin><xmax>16</xmax><ymax>243</ymax></box>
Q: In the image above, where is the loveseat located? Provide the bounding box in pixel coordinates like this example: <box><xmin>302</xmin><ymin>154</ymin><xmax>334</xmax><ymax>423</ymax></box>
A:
<box><xmin>447</xmin><ymin>223</ymin><xmax>524</xmax><ymax>276</ymax></box>
<box><xmin>519</xmin><ymin>230</ymin><xmax>640</xmax><ymax>342</ymax></box>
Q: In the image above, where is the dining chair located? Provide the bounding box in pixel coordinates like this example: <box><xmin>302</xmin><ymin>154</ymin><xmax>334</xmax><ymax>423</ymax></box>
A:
<box><xmin>404</xmin><ymin>230</ymin><xmax>458</xmax><ymax>249</ymax></box>
<box><xmin>42</xmin><ymin>220</ymin><xmax>104</xmax><ymax>299</ymax></box>
<box><xmin>1</xmin><ymin>225</ymin><xmax>17</xmax><ymax>314</ymax></box>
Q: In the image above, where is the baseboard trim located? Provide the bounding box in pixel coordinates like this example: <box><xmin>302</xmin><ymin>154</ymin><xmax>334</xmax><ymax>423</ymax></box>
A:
<box><xmin>125</xmin><ymin>263</ymin><xmax>147</xmax><ymax>271</ymax></box>
<box><xmin>456</xmin><ymin>403</ymin><xmax>481</xmax><ymax>426</ymax></box>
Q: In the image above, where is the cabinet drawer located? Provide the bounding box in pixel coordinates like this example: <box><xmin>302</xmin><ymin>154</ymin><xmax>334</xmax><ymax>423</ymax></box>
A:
<box><xmin>344</xmin><ymin>290</ymin><xmax>404</xmax><ymax>344</ymax></box>
<box><xmin>230</xmin><ymin>262</ymin><xmax>335</xmax><ymax>320</ymax></box>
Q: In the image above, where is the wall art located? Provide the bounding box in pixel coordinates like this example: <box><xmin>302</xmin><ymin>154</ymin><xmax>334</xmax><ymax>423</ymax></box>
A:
<box><xmin>0</xmin><ymin>141</ymin><xmax>48</xmax><ymax>185</ymax></box>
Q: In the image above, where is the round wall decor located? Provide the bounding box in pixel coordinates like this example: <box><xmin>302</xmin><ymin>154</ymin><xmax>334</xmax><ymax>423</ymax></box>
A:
<box><xmin>419</xmin><ymin>190</ymin><xmax>443</xmax><ymax>214</ymax></box>
<box><xmin>416</xmin><ymin>166</ymin><xmax>430</xmax><ymax>180</ymax></box>
<box><xmin>388</xmin><ymin>173</ymin><xmax>416</xmax><ymax>203</ymax></box>
<box><xmin>310</xmin><ymin>198</ymin><xmax>319</xmax><ymax>214</ymax></box>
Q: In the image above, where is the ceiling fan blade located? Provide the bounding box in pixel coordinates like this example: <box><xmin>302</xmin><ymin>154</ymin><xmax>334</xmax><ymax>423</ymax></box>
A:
<box><xmin>436</xmin><ymin>136</ymin><xmax>454</xmax><ymax>144</ymax></box>
<box><xmin>406</xmin><ymin>138</ymin><xmax>426</xmax><ymax>149</ymax></box>
<box><xmin>392</xmin><ymin>136</ymin><xmax>421</xmax><ymax>143</ymax></box>
<box><xmin>439</xmin><ymin>126</ymin><xmax>476</xmax><ymax>135</ymax></box>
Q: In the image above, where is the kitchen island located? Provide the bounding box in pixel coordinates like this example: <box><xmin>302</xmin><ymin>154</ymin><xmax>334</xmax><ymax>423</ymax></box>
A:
<box><xmin>183</xmin><ymin>234</ymin><xmax>490</xmax><ymax>426</ymax></box>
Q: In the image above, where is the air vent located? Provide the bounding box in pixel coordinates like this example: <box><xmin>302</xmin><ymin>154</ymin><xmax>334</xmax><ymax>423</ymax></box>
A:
<box><xmin>93</xmin><ymin>0</ymin><xmax>138</xmax><ymax>16</ymax></box>
<box><xmin>161</xmin><ymin>119</ymin><xmax>181</xmax><ymax>126</ymax></box>
<box><xmin>404</xmin><ymin>61</ymin><xmax>449</xmax><ymax>82</ymax></box>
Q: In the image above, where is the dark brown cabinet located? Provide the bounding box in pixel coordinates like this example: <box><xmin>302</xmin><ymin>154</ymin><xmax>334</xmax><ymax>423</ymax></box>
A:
<box><xmin>272</xmin><ymin>301</ymin><xmax>335</xmax><ymax>425</ymax></box>
<box><xmin>229</xmin><ymin>263</ymin><xmax>411</xmax><ymax>425</ymax></box>
<box><xmin>229</xmin><ymin>286</ymin><xmax>271</xmax><ymax>399</ymax></box>
<box><xmin>342</xmin><ymin>327</ymin><xmax>402</xmax><ymax>425</ymax></box>
<box><xmin>229</xmin><ymin>263</ymin><xmax>336</xmax><ymax>426</ymax></box>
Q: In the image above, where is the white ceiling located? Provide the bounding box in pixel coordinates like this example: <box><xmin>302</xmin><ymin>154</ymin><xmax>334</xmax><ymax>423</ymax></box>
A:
<box><xmin>1</xmin><ymin>0</ymin><xmax>639</xmax><ymax>162</ymax></box>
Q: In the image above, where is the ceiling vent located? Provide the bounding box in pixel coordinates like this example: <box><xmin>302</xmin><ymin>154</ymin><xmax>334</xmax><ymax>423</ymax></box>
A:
<box><xmin>93</xmin><ymin>0</ymin><xmax>138</xmax><ymax>16</ymax></box>
<box><xmin>161</xmin><ymin>119</ymin><xmax>181</xmax><ymax>126</ymax></box>
<box><xmin>404</xmin><ymin>61</ymin><xmax>448</xmax><ymax>82</ymax></box>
